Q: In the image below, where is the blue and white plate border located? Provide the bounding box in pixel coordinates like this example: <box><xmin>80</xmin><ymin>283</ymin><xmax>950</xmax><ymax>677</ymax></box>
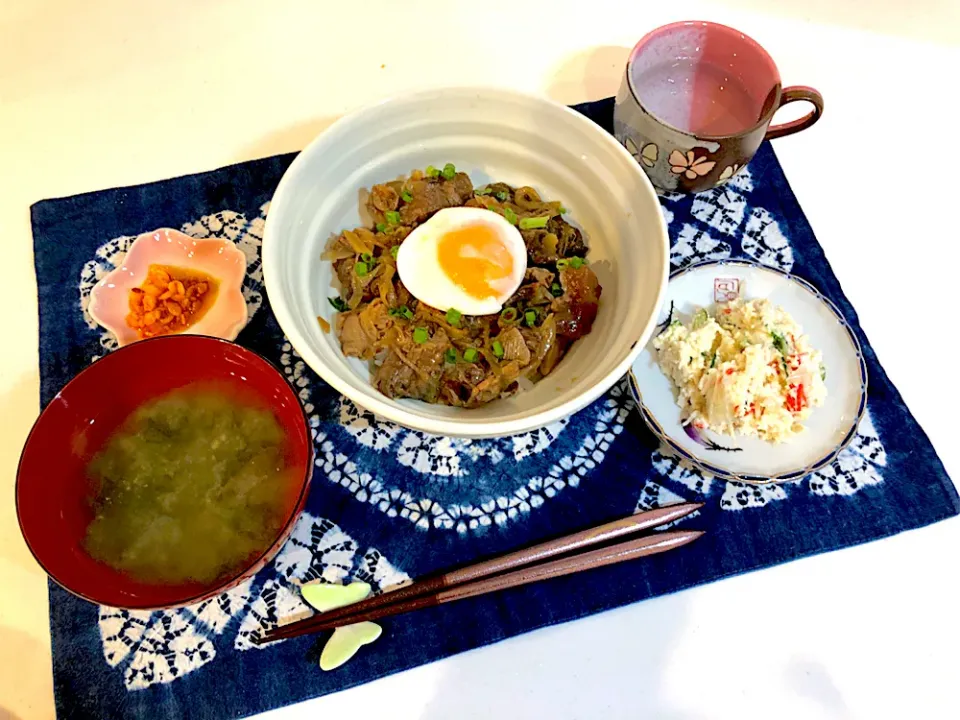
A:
<box><xmin>628</xmin><ymin>259</ymin><xmax>869</xmax><ymax>485</ymax></box>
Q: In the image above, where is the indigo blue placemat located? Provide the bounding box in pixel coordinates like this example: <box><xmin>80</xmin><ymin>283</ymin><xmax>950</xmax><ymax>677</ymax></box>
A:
<box><xmin>32</xmin><ymin>98</ymin><xmax>958</xmax><ymax>720</ymax></box>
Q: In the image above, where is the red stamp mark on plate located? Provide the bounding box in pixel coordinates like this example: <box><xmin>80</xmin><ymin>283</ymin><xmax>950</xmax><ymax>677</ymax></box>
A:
<box><xmin>714</xmin><ymin>278</ymin><xmax>740</xmax><ymax>303</ymax></box>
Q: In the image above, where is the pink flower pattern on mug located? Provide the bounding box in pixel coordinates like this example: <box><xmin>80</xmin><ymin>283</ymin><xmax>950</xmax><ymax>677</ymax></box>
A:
<box><xmin>669</xmin><ymin>150</ymin><xmax>716</xmax><ymax>180</ymax></box>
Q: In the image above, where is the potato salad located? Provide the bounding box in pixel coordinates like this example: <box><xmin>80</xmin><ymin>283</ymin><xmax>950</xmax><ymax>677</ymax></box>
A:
<box><xmin>653</xmin><ymin>298</ymin><xmax>826</xmax><ymax>443</ymax></box>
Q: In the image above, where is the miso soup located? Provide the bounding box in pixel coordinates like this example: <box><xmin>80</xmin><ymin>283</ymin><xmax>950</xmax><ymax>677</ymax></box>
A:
<box><xmin>83</xmin><ymin>383</ymin><xmax>299</xmax><ymax>585</ymax></box>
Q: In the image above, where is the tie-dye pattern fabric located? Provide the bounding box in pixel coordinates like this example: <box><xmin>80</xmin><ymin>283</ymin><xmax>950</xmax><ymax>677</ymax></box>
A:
<box><xmin>31</xmin><ymin>99</ymin><xmax>957</xmax><ymax>720</ymax></box>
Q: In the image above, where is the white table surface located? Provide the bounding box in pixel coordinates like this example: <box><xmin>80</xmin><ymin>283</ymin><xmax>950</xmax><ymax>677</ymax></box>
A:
<box><xmin>2</xmin><ymin>2</ymin><xmax>959</xmax><ymax>718</ymax></box>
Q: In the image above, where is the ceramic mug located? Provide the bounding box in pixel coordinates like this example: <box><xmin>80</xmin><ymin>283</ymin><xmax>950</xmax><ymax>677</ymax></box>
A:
<box><xmin>614</xmin><ymin>21</ymin><xmax>823</xmax><ymax>194</ymax></box>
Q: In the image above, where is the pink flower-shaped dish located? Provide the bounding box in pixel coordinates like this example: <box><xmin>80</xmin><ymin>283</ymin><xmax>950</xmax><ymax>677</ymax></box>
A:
<box><xmin>88</xmin><ymin>228</ymin><xmax>248</xmax><ymax>347</ymax></box>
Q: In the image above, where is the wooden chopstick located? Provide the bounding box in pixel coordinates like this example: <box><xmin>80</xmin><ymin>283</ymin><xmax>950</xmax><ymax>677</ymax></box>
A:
<box><xmin>256</xmin><ymin>502</ymin><xmax>702</xmax><ymax>644</ymax></box>
<box><xmin>266</xmin><ymin>530</ymin><xmax>703</xmax><ymax>638</ymax></box>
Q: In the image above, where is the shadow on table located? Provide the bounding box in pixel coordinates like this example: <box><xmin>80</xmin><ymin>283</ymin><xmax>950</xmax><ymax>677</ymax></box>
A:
<box><xmin>544</xmin><ymin>46</ymin><xmax>631</xmax><ymax>107</ymax></box>
<box><xmin>236</xmin><ymin>116</ymin><xmax>341</xmax><ymax>163</ymax></box>
<box><xmin>237</xmin><ymin>46</ymin><xmax>633</xmax><ymax>165</ymax></box>
<box><xmin>418</xmin><ymin>595</ymin><xmax>704</xmax><ymax>720</ymax></box>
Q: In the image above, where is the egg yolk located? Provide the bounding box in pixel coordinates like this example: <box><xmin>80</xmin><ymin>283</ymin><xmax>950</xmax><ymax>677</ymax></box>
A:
<box><xmin>436</xmin><ymin>224</ymin><xmax>515</xmax><ymax>300</ymax></box>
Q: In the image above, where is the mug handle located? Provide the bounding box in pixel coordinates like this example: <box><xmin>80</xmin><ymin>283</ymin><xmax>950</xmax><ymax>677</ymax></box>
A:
<box><xmin>765</xmin><ymin>86</ymin><xmax>824</xmax><ymax>140</ymax></box>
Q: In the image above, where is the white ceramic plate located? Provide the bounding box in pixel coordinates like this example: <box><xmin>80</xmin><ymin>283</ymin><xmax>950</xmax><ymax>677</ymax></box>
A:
<box><xmin>629</xmin><ymin>260</ymin><xmax>867</xmax><ymax>483</ymax></box>
<box><xmin>263</xmin><ymin>88</ymin><xmax>669</xmax><ymax>438</ymax></box>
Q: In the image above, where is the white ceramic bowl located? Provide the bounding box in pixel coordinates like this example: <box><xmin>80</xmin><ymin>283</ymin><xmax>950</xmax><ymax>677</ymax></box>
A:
<box><xmin>263</xmin><ymin>88</ymin><xmax>669</xmax><ymax>438</ymax></box>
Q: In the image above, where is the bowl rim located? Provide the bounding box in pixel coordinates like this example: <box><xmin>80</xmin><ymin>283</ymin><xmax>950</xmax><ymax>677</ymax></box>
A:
<box><xmin>15</xmin><ymin>334</ymin><xmax>315</xmax><ymax>610</ymax></box>
<box><xmin>628</xmin><ymin>258</ymin><xmax>869</xmax><ymax>485</ymax></box>
<box><xmin>262</xmin><ymin>85</ymin><xmax>669</xmax><ymax>438</ymax></box>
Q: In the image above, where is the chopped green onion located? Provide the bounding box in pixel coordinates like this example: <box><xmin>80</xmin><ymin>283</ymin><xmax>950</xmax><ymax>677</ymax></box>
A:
<box><xmin>492</xmin><ymin>340</ymin><xmax>505</xmax><ymax>358</ymax></box>
<box><xmin>360</xmin><ymin>252</ymin><xmax>373</xmax><ymax>264</ymax></box>
<box><xmin>401</xmin><ymin>190</ymin><xmax>413</xmax><ymax>202</ymax></box>
<box><xmin>495</xmin><ymin>190</ymin><xmax>509</xmax><ymax>201</ymax></box>
<box><xmin>524</xmin><ymin>310</ymin><xmax>537</xmax><ymax>327</ymax></box>
<box><xmin>771</xmin><ymin>330</ymin><xmax>788</xmax><ymax>356</ymax></box>
<box><xmin>820</xmin><ymin>364</ymin><xmax>827</xmax><ymax>381</ymax></box>
<box><xmin>400</xmin><ymin>305</ymin><xmax>414</xmax><ymax>320</ymax></box>
<box><xmin>444</xmin><ymin>348</ymin><xmax>458</xmax><ymax>364</ymax></box>
<box><xmin>557</xmin><ymin>257</ymin><xmax>587</xmax><ymax>270</ymax></box>
<box><xmin>445</xmin><ymin>308</ymin><xmax>462</xmax><ymax>327</ymax></box>
<box><xmin>559</xmin><ymin>206</ymin><xmax>567</xmax><ymax>214</ymax></box>
<box><xmin>550</xmin><ymin>282</ymin><xmax>563</xmax><ymax>297</ymax></box>
<box><xmin>500</xmin><ymin>307</ymin><xmax>518</xmax><ymax>324</ymax></box>
<box><xmin>519</xmin><ymin>216</ymin><xmax>549</xmax><ymax>230</ymax></box>
<box><xmin>354</xmin><ymin>261</ymin><xmax>369</xmax><ymax>277</ymax></box>
<box><xmin>385</xmin><ymin>210</ymin><xmax>401</xmax><ymax>225</ymax></box>
<box><xmin>328</xmin><ymin>296</ymin><xmax>349</xmax><ymax>312</ymax></box>
<box><xmin>426</xmin><ymin>165</ymin><xmax>439</xmax><ymax>177</ymax></box>
<box><xmin>441</xmin><ymin>163</ymin><xmax>456</xmax><ymax>179</ymax></box>
<box><xmin>475</xmin><ymin>186</ymin><xmax>491</xmax><ymax>196</ymax></box>
<box><xmin>463</xmin><ymin>348</ymin><xmax>479</xmax><ymax>363</ymax></box>
<box><xmin>692</xmin><ymin>308</ymin><xmax>709</xmax><ymax>330</ymax></box>
<box><xmin>390</xmin><ymin>245</ymin><xmax>399</xmax><ymax>259</ymax></box>
<box><xmin>413</xmin><ymin>327</ymin><xmax>429</xmax><ymax>344</ymax></box>
<box><xmin>503</xmin><ymin>207</ymin><xmax>518</xmax><ymax>225</ymax></box>
<box><xmin>375</xmin><ymin>222</ymin><xmax>386</xmax><ymax>233</ymax></box>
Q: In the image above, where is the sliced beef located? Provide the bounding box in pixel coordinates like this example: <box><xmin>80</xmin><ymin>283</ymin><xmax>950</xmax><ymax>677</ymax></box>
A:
<box><xmin>439</xmin><ymin>362</ymin><xmax>487</xmax><ymax>406</ymax></box>
<box><xmin>521</xmin><ymin>315</ymin><xmax>558</xmax><ymax>378</ymax></box>
<box><xmin>337</xmin><ymin>312</ymin><xmax>373</xmax><ymax>358</ymax></box>
<box><xmin>334</xmin><ymin>257</ymin><xmax>353</xmax><ymax>294</ymax></box>
<box><xmin>470</xmin><ymin>362</ymin><xmax>520</xmax><ymax>405</ymax></box>
<box><xmin>467</xmin><ymin>372</ymin><xmax>504</xmax><ymax>407</ymax></box>
<box><xmin>334</xmin><ymin>254</ymin><xmax>388</xmax><ymax>309</ymax></box>
<box><xmin>522</xmin><ymin>229</ymin><xmax>561</xmax><ymax>265</ymax></box>
<box><xmin>547</xmin><ymin>217</ymin><xmax>588</xmax><ymax>258</ymax></box>
<box><xmin>483</xmin><ymin>183</ymin><xmax>514</xmax><ymax>202</ymax></box>
<box><xmin>498</xmin><ymin>327</ymin><xmax>531</xmax><ymax>366</ymax></box>
<box><xmin>336</xmin><ymin>300</ymin><xmax>393</xmax><ymax>359</ymax></box>
<box><xmin>334</xmin><ymin>258</ymin><xmax>364</xmax><ymax>309</ymax></box>
<box><xmin>375</xmin><ymin>328</ymin><xmax>451</xmax><ymax>403</ymax></box>
<box><xmin>525</xmin><ymin>267</ymin><xmax>555</xmax><ymax>285</ymax></box>
<box><xmin>510</xmin><ymin>267</ymin><xmax>556</xmax><ymax>306</ymax></box>
<box><xmin>399</xmin><ymin>173</ymin><xmax>474</xmax><ymax>225</ymax></box>
<box><xmin>369</xmin><ymin>184</ymin><xmax>400</xmax><ymax>213</ymax></box>
<box><xmin>321</xmin><ymin>233</ymin><xmax>355</xmax><ymax>262</ymax></box>
<box><xmin>552</xmin><ymin>266</ymin><xmax>602</xmax><ymax>339</ymax></box>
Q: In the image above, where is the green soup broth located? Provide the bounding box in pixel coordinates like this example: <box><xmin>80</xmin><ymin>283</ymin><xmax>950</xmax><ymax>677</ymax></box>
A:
<box><xmin>83</xmin><ymin>382</ymin><xmax>302</xmax><ymax>585</ymax></box>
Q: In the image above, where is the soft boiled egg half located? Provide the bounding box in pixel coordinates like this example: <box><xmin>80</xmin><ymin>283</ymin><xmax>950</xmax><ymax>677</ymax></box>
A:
<box><xmin>396</xmin><ymin>207</ymin><xmax>528</xmax><ymax>316</ymax></box>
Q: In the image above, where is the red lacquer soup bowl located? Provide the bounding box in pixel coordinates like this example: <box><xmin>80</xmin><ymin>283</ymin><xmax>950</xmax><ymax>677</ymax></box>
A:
<box><xmin>16</xmin><ymin>335</ymin><xmax>314</xmax><ymax>610</ymax></box>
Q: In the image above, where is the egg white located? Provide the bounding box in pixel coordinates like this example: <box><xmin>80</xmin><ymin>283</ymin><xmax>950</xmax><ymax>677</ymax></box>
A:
<box><xmin>396</xmin><ymin>207</ymin><xmax>528</xmax><ymax>316</ymax></box>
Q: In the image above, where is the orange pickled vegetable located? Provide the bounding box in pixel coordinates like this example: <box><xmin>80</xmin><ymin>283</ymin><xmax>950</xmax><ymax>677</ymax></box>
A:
<box><xmin>125</xmin><ymin>264</ymin><xmax>219</xmax><ymax>339</ymax></box>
